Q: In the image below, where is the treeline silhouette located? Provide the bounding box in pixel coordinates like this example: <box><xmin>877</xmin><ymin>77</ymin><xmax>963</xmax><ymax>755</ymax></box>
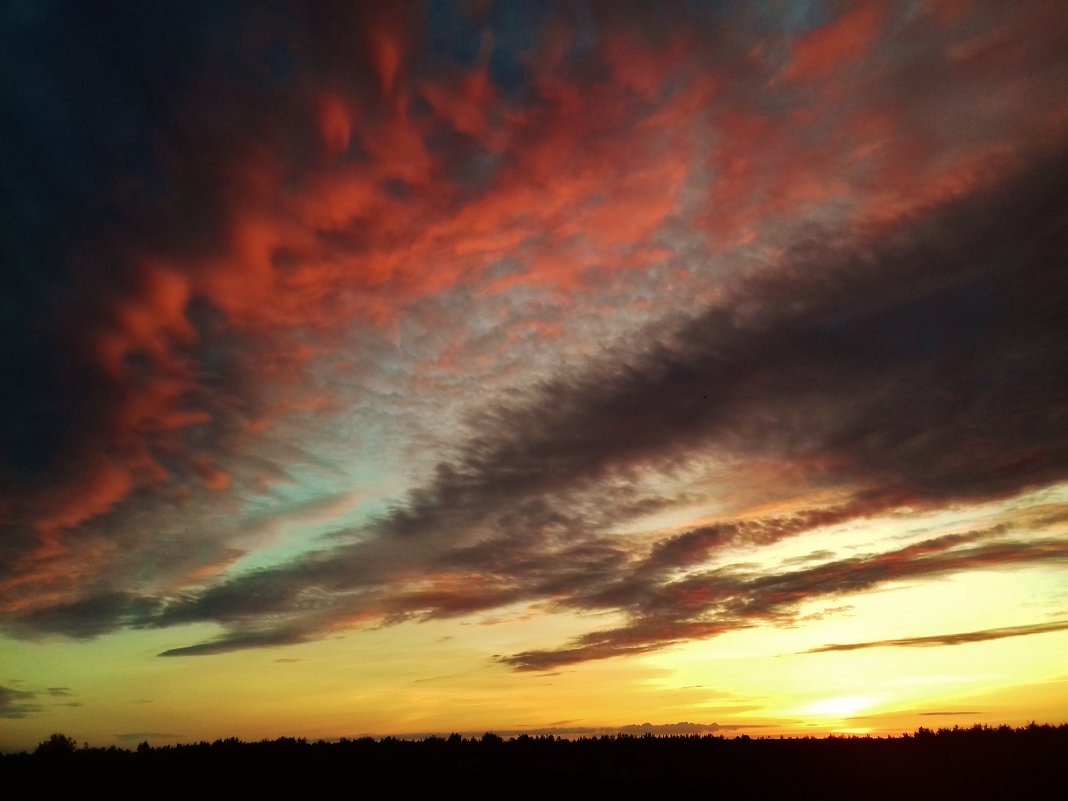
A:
<box><xmin>4</xmin><ymin>724</ymin><xmax>1065</xmax><ymax>797</ymax></box>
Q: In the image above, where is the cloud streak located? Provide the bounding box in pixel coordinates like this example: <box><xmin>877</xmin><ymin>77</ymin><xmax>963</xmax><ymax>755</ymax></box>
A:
<box><xmin>504</xmin><ymin>534</ymin><xmax>1068</xmax><ymax>671</ymax></box>
<box><xmin>803</xmin><ymin>620</ymin><xmax>1068</xmax><ymax>654</ymax></box>
<box><xmin>0</xmin><ymin>686</ymin><xmax>42</xmax><ymax>719</ymax></box>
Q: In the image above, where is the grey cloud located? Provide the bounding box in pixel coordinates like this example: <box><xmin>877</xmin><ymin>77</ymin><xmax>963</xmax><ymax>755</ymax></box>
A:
<box><xmin>9</xmin><ymin>592</ymin><xmax>161</xmax><ymax>639</ymax></box>
<box><xmin>158</xmin><ymin>626</ymin><xmax>311</xmax><ymax>657</ymax></box>
<box><xmin>0</xmin><ymin>686</ymin><xmax>42</xmax><ymax>719</ymax></box>
<box><xmin>502</xmin><ymin>533</ymin><xmax>1068</xmax><ymax>671</ymax></box>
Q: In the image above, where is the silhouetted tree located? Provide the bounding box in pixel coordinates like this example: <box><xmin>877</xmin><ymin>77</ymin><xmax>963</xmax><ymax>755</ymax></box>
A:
<box><xmin>35</xmin><ymin>733</ymin><xmax>78</xmax><ymax>756</ymax></box>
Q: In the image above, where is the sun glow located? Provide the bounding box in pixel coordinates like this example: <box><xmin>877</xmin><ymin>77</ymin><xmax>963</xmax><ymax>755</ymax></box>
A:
<box><xmin>802</xmin><ymin>696</ymin><xmax>878</xmax><ymax>719</ymax></box>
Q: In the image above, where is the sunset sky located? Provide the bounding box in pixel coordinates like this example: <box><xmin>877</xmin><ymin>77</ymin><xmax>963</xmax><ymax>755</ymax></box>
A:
<box><xmin>2</xmin><ymin>0</ymin><xmax>1068</xmax><ymax>751</ymax></box>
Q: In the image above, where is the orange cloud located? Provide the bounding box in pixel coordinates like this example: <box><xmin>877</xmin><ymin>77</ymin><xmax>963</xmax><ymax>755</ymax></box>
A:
<box><xmin>318</xmin><ymin>94</ymin><xmax>354</xmax><ymax>155</ymax></box>
<box><xmin>784</xmin><ymin>4</ymin><xmax>882</xmax><ymax>82</ymax></box>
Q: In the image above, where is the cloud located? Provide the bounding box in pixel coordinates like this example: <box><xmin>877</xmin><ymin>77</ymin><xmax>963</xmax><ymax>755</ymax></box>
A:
<box><xmin>502</xmin><ymin>533</ymin><xmax>1068</xmax><ymax>671</ymax></box>
<box><xmin>782</xmin><ymin>4</ymin><xmax>882</xmax><ymax>82</ymax></box>
<box><xmin>0</xmin><ymin>0</ymin><xmax>722</xmax><ymax>616</ymax></box>
<box><xmin>138</xmin><ymin>143</ymin><xmax>1068</xmax><ymax>662</ymax></box>
<box><xmin>802</xmin><ymin>620</ymin><xmax>1068</xmax><ymax>654</ymax></box>
<box><xmin>8</xmin><ymin>593</ymin><xmax>161</xmax><ymax>639</ymax></box>
<box><xmin>394</xmin><ymin>721</ymin><xmax>763</xmax><ymax>740</ymax></box>
<box><xmin>0</xmin><ymin>686</ymin><xmax>42</xmax><ymax>719</ymax></box>
<box><xmin>1</xmin><ymin>1</ymin><xmax>1066</xmax><ymax>674</ymax></box>
<box><xmin>158</xmin><ymin>627</ymin><xmax>310</xmax><ymax>657</ymax></box>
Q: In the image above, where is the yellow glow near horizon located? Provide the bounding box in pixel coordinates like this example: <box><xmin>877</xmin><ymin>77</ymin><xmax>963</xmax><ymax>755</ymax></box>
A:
<box><xmin>802</xmin><ymin>696</ymin><xmax>878</xmax><ymax>718</ymax></box>
<box><xmin>3</xmin><ymin>488</ymin><xmax>1066</xmax><ymax>752</ymax></box>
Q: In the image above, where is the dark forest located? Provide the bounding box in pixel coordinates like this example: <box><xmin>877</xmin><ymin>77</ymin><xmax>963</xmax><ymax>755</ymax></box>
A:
<box><xmin>5</xmin><ymin>724</ymin><xmax>1065</xmax><ymax>798</ymax></box>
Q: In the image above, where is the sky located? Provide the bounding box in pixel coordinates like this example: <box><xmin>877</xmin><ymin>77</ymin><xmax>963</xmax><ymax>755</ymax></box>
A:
<box><xmin>2</xmin><ymin>0</ymin><xmax>1067</xmax><ymax>751</ymax></box>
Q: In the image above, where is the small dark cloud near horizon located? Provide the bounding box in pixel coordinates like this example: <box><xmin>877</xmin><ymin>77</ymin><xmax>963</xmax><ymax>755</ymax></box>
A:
<box><xmin>0</xmin><ymin>683</ymin><xmax>80</xmax><ymax>718</ymax></box>
<box><xmin>368</xmin><ymin>720</ymin><xmax>767</xmax><ymax>741</ymax></box>
<box><xmin>0</xmin><ymin>686</ymin><xmax>42</xmax><ymax>719</ymax></box>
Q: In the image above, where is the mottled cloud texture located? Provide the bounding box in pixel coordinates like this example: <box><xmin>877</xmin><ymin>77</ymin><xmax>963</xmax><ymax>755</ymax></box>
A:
<box><xmin>2</xmin><ymin>1</ymin><xmax>1067</xmax><ymax>669</ymax></box>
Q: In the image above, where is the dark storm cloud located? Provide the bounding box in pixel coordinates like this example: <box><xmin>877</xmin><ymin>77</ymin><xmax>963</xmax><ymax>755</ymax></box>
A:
<box><xmin>137</xmin><ymin>147</ymin><xmax>1068</xmax><ymax>660</ymax></box>
<box><xmin>802</xmin><ymin>620</ymin><xmax>1068</xmax><ymax>654</ymax></box>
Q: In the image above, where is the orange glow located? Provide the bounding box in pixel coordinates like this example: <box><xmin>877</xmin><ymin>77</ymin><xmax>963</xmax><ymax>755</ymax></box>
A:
<box><xmin>318</xmin><ymin>95</ymin><xmax>354</xmax><ymax>155</ymax></box>
<box><xmin>373</xmin><ymin>30</ymin><xmax>403</xmax><ymax>98</ymax></box>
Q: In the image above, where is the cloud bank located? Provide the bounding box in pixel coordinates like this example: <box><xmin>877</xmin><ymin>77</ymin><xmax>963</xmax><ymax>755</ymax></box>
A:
<box><xmin>1</xmin><ymin>1</ymin><xmax>1066</xmax><ymax>674</ymax></box>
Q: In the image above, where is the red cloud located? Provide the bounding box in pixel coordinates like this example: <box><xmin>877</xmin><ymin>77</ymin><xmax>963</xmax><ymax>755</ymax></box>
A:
<box><xmin>784</xmin><ymin>4</ymin><xmax>882</xmax><ymax>82</ymax></box>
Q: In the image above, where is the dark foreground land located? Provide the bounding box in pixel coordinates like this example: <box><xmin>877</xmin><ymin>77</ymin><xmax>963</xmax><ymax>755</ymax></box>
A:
<box><xmin>3</xmin><ymin>724</ymin><xmax>1065</xmax><ymax>798</ymax></box>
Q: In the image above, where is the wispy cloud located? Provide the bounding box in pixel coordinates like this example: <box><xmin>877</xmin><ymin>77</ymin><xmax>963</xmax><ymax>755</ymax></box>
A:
<box><xmin>0</xmin><ymin>686</ymin><xmax>42</xmax><ymax>719</ymax></box>
<box><xmin>803</xmin><ymin>620</ymin><xmax>1068</xmax><ymax>654</ymax></box>
<box><xmin>504</xmin><ymin>535</ymin><xmax>1068</xmax><ymax>671</ymax></box>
